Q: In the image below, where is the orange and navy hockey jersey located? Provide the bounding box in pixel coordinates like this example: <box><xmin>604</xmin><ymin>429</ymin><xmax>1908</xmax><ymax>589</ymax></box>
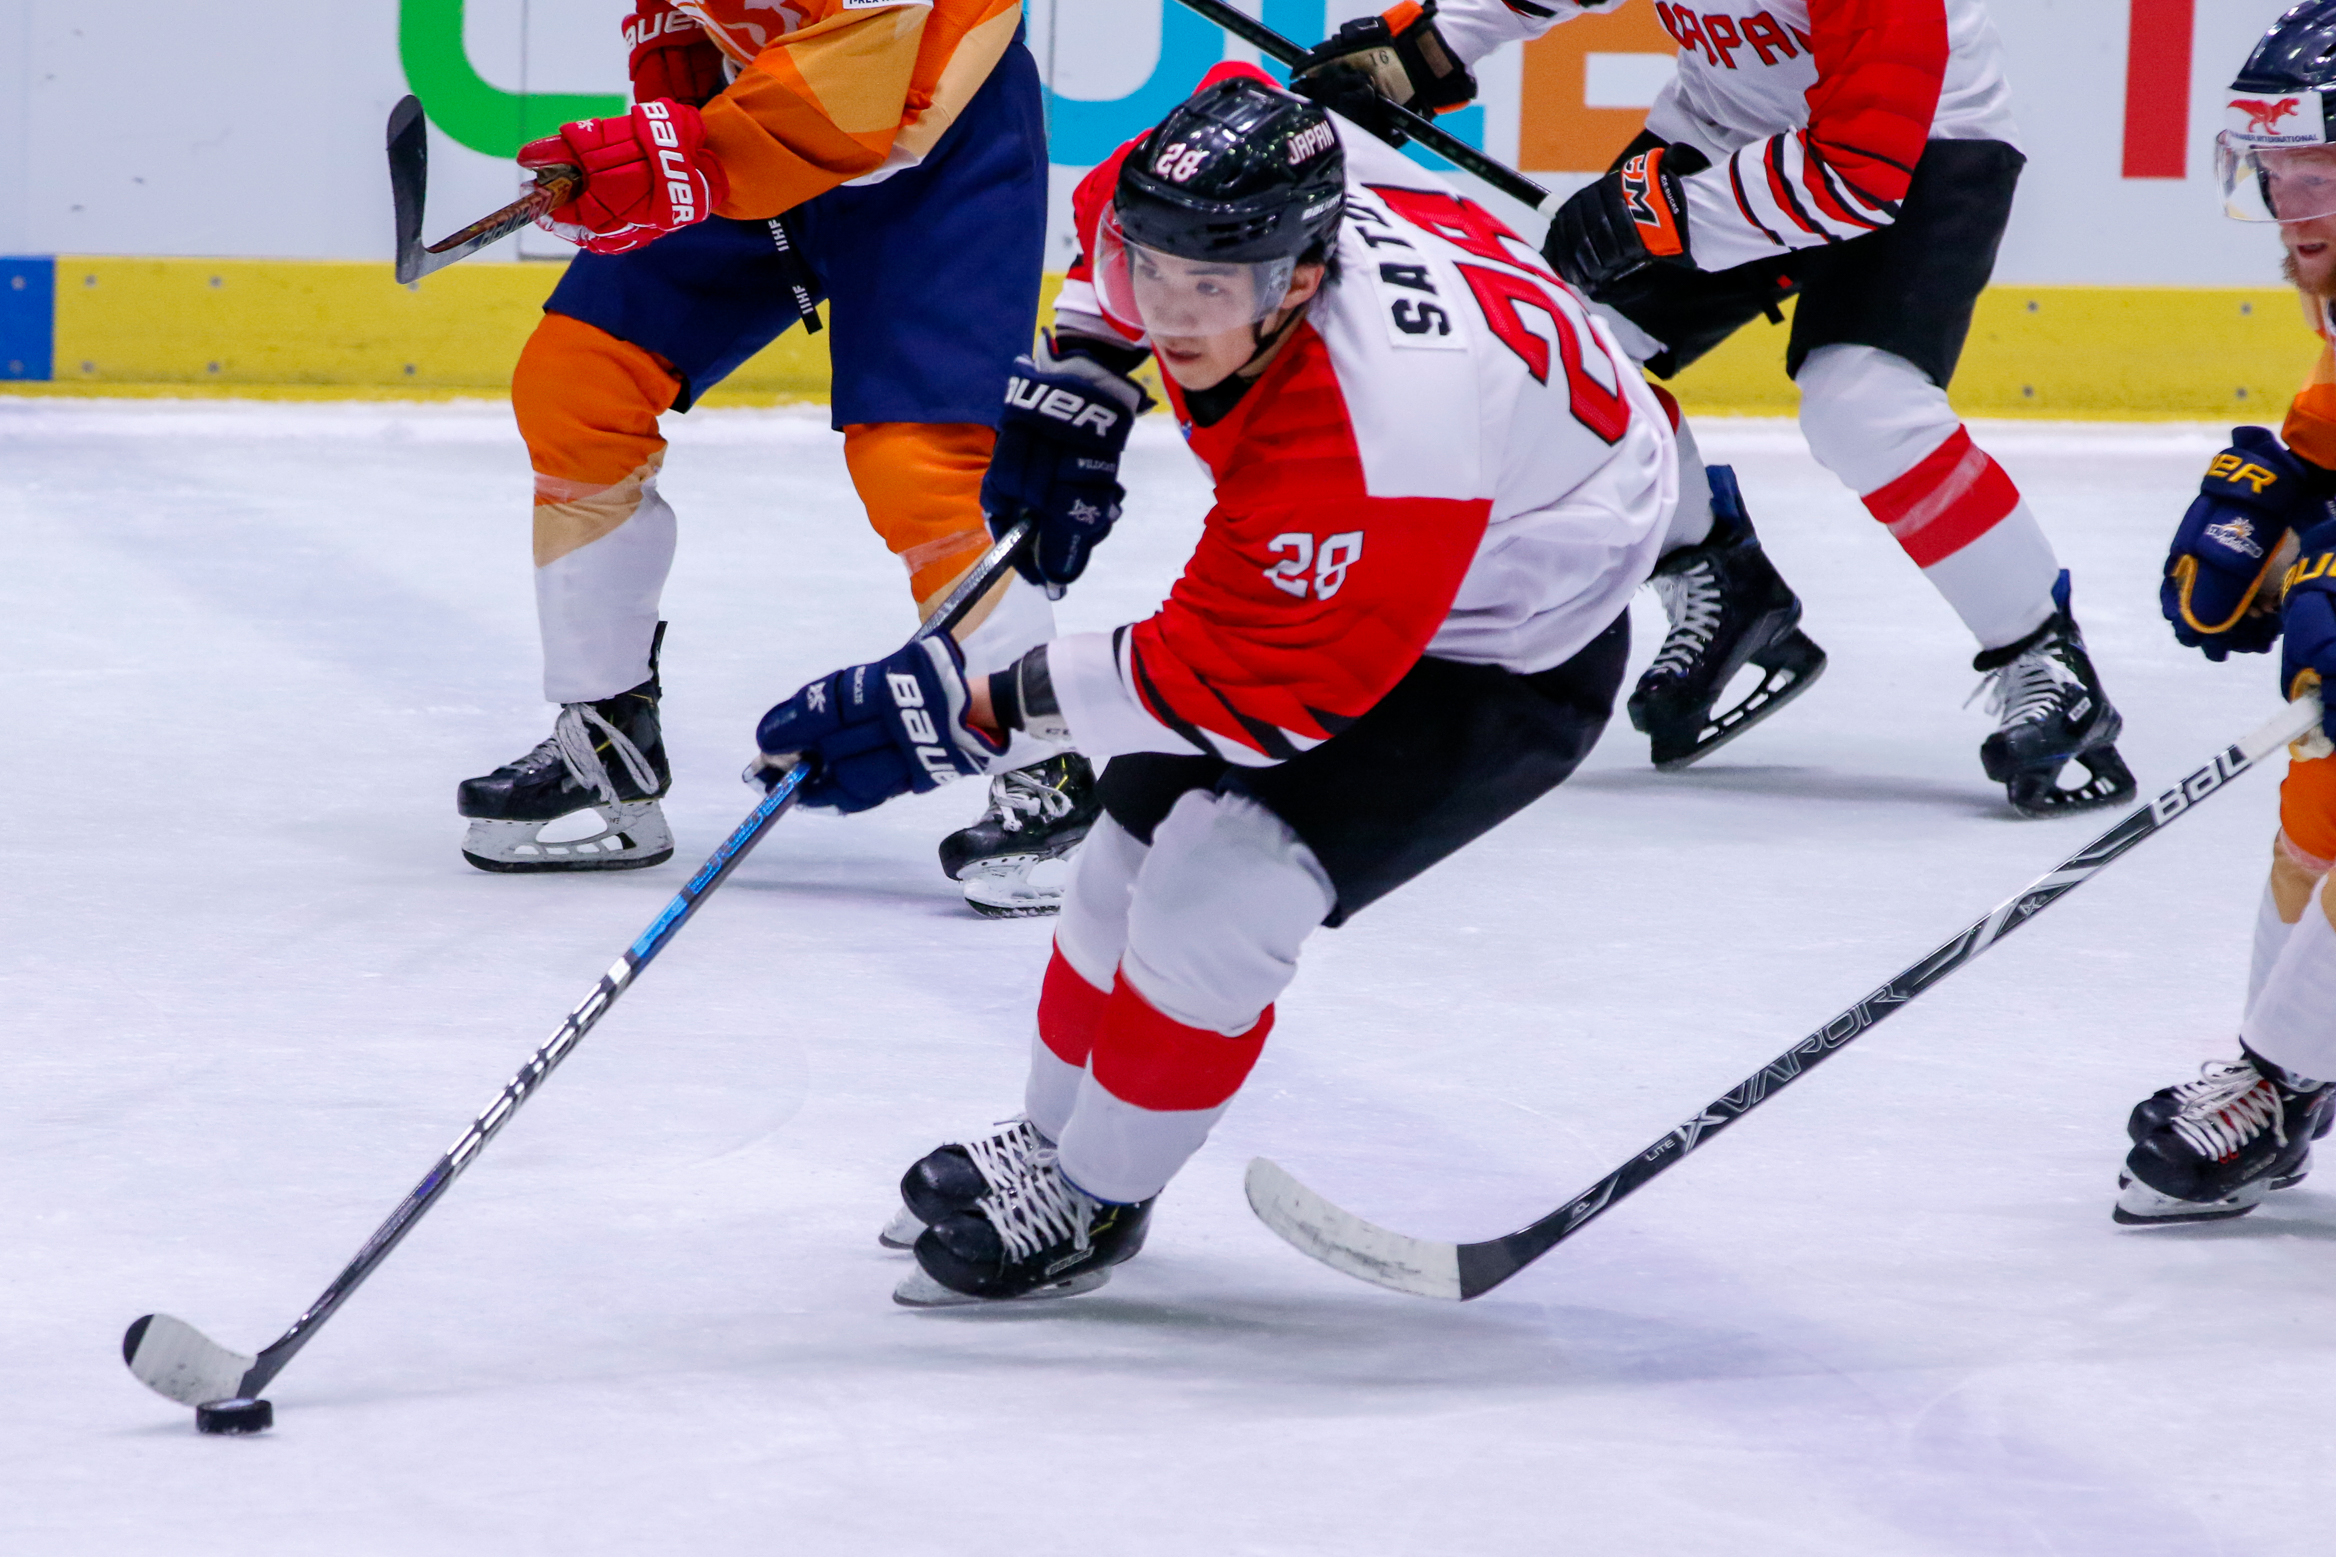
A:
<box><xmin>676</xmin><ymin>0</ymin><xmax>1024</xmax><ymax>216</ymax></box>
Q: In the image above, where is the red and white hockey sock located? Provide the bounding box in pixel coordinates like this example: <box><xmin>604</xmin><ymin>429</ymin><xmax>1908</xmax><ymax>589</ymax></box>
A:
<box><xmin>1025</xmin><ymin>944</ymin><xmax>1109</xmax><ymax>1140</ymax></box>
<box><xmin>2242</xmin><ymin>882</ymin><xmax>2336</xmax><ymax>1085</ymax></box>
<box><xmin>1799</xmin><ymin>345</ymin><xmax>2060</xmax><ymax>650</ymax></box>
<box><xmin>1054</xmin><ymin>974</ymin><xmax>1274</xmax><ymax>1204</ymax></box>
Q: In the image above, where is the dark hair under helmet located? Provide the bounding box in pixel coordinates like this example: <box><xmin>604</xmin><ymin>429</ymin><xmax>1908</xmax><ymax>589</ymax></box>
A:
<box><xmin>1113</xmin><ymin>75</ymin><xmax>1346</xmax><ymax>264</ymax></box>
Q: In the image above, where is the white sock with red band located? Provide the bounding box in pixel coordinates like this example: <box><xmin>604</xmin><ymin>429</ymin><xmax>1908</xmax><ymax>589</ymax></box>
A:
<box><xmin>1798</xmin><ymin>345</ymin><xmax>2060</xmax><ymax>650</ymax></box>
<box><xmin>1056</xmin><ymin>976</ymin><xmax>1273</xmax><ymax>1204</ymax></box>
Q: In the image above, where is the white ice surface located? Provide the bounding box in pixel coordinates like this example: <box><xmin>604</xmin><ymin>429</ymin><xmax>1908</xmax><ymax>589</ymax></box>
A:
<box><xmin>4</xmin><ymin>399</ymin><xmax>2327</xmax><ymax>1554</ymax></box>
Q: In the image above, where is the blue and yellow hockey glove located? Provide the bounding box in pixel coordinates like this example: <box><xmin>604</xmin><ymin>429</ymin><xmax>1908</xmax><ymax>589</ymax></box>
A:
<box><xmin>2281</xmin><ymin>517</ymin><xmax>2336</xmax><ymax>744</ymax></box>
<box><xmin>2162</xmin><ymin>427</ymin><xmax>2322</xmax><ymax>661</ymax></box>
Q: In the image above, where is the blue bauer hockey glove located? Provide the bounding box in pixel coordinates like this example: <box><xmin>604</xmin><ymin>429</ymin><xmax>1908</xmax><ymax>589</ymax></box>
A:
<box><xmin>752</xmin><ymin>635</ymin><xmax>1002</xmax><ymax>814</ymax></box>
<box><xmin>2162</xmin><ymin>427</ymin><xmax>2321</xmax><ymax>661</ymax></box>
<box><xmin>2280</xmin><ymin>517</ymin><xmax>2336</xmax><ymax>744</ymax></box>
<box><xmin>981</xmin><ymin>333</ymin><xmax>1150</xmax><ymax>596</ymax></box>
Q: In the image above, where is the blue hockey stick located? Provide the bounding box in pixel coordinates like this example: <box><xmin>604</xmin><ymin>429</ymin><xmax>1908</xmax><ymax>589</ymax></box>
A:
<box><xmin>123</xmin><ymin>522</ymin><xmax>1033</xmax><ymax>1422</ymax></box>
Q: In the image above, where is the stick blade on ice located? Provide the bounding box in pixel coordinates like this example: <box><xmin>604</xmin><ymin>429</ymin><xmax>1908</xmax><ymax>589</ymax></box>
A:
<box><xmin>1243</xmin><ymin>1158</ymin><xmax>1463</xmax><ymax>1300</ymax></box>
<box><xmin>123</xmin><ymin>1314</ymin><xmax>255</xmax><ymax>1406</ymax></box>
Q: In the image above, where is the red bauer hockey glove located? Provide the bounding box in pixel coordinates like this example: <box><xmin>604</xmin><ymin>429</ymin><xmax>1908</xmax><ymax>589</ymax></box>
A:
<box><xmin>625</xmin><ymin>0</ymin><xmax>727</xmax><ymax>109</ymax></box>
<box><xmin>518</xmin><ymin>100</ymin><xmax>728</xmax><ymax>256</ymax></box>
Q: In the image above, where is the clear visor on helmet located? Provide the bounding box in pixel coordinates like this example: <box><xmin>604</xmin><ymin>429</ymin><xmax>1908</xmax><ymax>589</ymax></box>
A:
<box><xmin>2216</xmin><ymin>133</ymin><xmax>2336</xmax><ymax>222</ymax></box>
<box><xmin>1094</xmin><ymin>208</ymin><xmax>1299</xmax><ymax>338</ymax></box>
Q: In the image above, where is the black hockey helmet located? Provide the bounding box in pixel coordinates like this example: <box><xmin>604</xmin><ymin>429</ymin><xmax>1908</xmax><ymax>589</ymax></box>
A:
<box><xmin>1114</xmin><ymin>73</ymin><xmax>1346</xmax><ymax>264</ymax></box>
<box><xmin>2220</xmin><ymin>1</ymin><xmax>2336</xmax><ymax>220</ymax></box>
<box><xmin>1096</xmin><ymin>73</ymin><xmax>1345</xmax><ymax>338</ymax></box>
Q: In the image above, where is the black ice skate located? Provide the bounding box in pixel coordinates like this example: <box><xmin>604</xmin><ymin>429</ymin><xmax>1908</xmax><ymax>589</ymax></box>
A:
<box><xmin>457</xmin><ymin>630</ymin><xmax>673</xmax><ymax>873</ymax></box>
<box><xmin>1628</xmin><ymin>466</ymin><xmax>1827</xmax><ymax>771</ymax></box>
<box><xmin>877</xmin><ymin>1117</ymin><xmax>1053</xmax><ymax>1249</ymax></box>
<box><xmin>1971</xmin><ymin>573</ymin><xmax>2135</xmax><ymax>818</ymax></box>
<box><xmin>2127</xmin><ymin>1053</ymin><xmax>2336</xmax><ymax>1151</ymax></box>
<box><xmin>2116</xmin><ymin>1049</ymin><xmax>2333</xmax><ymax>1225</ymax></box>
<box><xmin>936</xmin><ymin>752</ymin><xmax>1100</xmax><ymax>917</ymax></box>
<box><xmin>894</xmin><ymin>1155</ymin><xmax>1152</xmax><ymax>1307</ymax></box>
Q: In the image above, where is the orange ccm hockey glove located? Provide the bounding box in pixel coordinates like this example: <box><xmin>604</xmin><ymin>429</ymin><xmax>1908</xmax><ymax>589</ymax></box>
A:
<box><xmin>519</xmin><ymin>101</ymin><xmax>729</xmax><ymax>256</ymax></box>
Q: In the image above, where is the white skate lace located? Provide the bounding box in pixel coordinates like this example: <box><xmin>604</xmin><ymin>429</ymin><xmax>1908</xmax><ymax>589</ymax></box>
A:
<box><xmin>984</xmin><ymin>765</ymin><xmax>1075</xmax><ymax>836</ymax></box>
<box><xmin>962</xmin><ymin>1117</ymin><xmax>1047</xmax><ymax>1192</ymax></box>
<box><xmin>1646</xmin><ymin>560</ymin><xmax>1724</xmax><ymax>679</ymax></box>
<box><xmin>2165</xmin><ymin>1058</ymin><xmax>2261</xmax><ymax>1110</ymax></box>
<box><xmin>549</xmin><ymin>703</ymin><xmax>658</xmax><ymax>806</ymax></box>
<box><xmin>2168</xmin><ymin>1068</ymin><xmax>2287</xmax><ymax>1163</ymax></box>
<box><xmin>982</xmin><ymin>1150</ymin><xmax>1095</xmax><ymax>1263</ymax></box>
<box><xmin>1967</xmin><ymin>644</ymin><xmax>2081</xmax><ymax>729</ymax></box>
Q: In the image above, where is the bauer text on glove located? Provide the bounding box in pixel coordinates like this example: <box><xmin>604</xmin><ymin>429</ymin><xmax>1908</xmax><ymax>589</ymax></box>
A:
<box><xmin>981</xmin><ymin>334</ymin><xmax>1150</xmax><ymax>594</ymax></box>
<box><xmin>752</xmin><ymin>637</ymin><xmax>1003</xmax><ymax>814</ymax></box>
<box><xmin>519</xmin><ymin>100</ymin><xmax>728</xmax><ymax>256</ymax></box>
<box><xmin>625</xmin><ymin>0</ymin><xmax>727</xmax><ymax>108</ymax></box>
<box><xmin>2163</xmin><ymin>428</ymin><xmax>2324</xmax><ymax>661</ymax></box>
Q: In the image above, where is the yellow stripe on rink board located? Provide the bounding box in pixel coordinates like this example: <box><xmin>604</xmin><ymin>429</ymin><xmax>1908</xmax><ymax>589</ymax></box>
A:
<box><xmin>21</xmin><ymin>256</ymin><xmax>834</xmax><ymax>403</ymax></box>
<box><xmin>0</xmin><ymin>261</ymin><xmax>2310</xmax><ymax>419</ymax></box>
<box><xmin>1665</xmin><ymin>286</ymin><xmax>2315</xmax><ymax>419</ymax></box>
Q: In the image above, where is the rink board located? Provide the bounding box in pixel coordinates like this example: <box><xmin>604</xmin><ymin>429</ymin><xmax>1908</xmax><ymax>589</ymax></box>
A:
<box><xmin>0</xmin><ymin>254</ymin><xmax>2320</xmax><ymax>418</ymax></box>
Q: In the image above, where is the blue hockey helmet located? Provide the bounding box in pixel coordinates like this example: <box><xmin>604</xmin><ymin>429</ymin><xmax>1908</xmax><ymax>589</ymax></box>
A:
<box><xmin>2220</xmin><ymin>1</ymin><xmax>2336</xmax><ymax>220</ymax></box>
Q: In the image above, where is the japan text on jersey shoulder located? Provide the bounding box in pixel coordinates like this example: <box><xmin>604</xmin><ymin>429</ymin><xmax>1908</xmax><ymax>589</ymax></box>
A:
<box><xmin>1436</xmin><ymin>0</ymin><xmax>2016</xmax><ymax>153</ymax></box>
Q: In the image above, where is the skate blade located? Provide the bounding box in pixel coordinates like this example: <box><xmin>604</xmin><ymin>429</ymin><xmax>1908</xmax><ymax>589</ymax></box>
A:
<box><xmin>891</xmin><ymin>1266</ymin><xmax>1112</xmax><ymax>1308</ymax></box>
<box><xmin>1650</xmin><ymin>632</ymin><xmax>1828</xmax><ymax>772</ymax></box>
<box><xmin>461</xmin><ymin>801</ymin><xmax>674</xmax><ymax>873</ymax></box>
<box><xmin>2112</xmin><ymin>1169</ymin><xmax>2270</xmax><ymax>1226</ymax></box>
<box><xmin>2005</xmin><ymin>744</ymin><xmax>2138</xmax><ymax>819</ymax></box>
<box><xmin>958</xmin><ymin>851</ymin><xmax>1072</xmax><ymax>918</ymax></box>
<box><xmin>878</xmin><ymin>1203</ymin><xmax>924</xmax><ymax>1251</ymax></box>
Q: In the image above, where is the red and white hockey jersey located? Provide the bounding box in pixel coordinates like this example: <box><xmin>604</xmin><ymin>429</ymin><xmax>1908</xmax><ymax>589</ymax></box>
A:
<box><xmin>1046</xmin><ymin>101</ymin><xmax>1674</xmax><ymax>768</ymax></box>
<box><xmin>1433</xmin><ymin>0</ymin><xmax>2018</xmax><ymax>272</ymax></box>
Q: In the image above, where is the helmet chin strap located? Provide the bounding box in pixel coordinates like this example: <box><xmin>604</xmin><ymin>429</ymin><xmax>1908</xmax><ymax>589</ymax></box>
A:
<box><xmin>1236</xmin><ymin>297</ymin><xmax>1312</xmax><ymax>379</ymax></box>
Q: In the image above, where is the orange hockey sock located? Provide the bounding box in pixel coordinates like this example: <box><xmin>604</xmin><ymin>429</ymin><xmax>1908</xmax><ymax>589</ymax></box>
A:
<box><xmin>514</xmin><ymin>312</ymin><xmax>681</xmax><ymax>567</ymax></box>
<box><xmin>841</xmin><ymin>421</ymin><xmax>997</xmax><ymax>609</ymax></box>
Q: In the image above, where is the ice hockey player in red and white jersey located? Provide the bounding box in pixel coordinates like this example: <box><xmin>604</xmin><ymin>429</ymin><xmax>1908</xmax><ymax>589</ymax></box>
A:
<box><xmin>1294</xmin><ymin>0</ymin><xmax>2137</xmax><ymax>817</ymax></box>
<box><xmin>751</xmin><ymin>67</ymin><xmax>1676</xmax><ymax>1302</ymax></box>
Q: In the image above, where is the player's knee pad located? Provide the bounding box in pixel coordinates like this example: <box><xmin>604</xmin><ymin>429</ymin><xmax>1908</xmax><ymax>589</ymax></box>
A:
<box><xmin>841</xmin><ymin>422</ymin><xmax>998</xmax><ymax>603</ymax></box>
<box><xmin>1120</xmin><ymin>789</ymin><xmax>1333</xmax><ymax>1035</ymax></box>
<box><xmin>1796</xmin><ymin>344</ymin><xmax>1959</xmax><ymax>495</ymax></box>
<box><xmin>1053</xmin><ymin>813</ymin><xmax>1146</xmax><ymax>993</ymax></box>
<box><xmin>514</xmin><ymin>312</ymin><xmax>679</xmax><ymax>490</ymax></box>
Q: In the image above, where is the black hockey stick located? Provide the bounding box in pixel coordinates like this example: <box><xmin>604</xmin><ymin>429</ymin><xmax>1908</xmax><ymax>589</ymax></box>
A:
<box><xmin>388</xmin><ymin>95</ymin><xmax>582</xmax><ymax>285</ymax></box>
<box><xmin>123</xmin><ymin>523</ymin><xmax>1034</xmax><ymax>1418</ymax></box>
<box><xmin>1248</xmin><ymin>695</ymin><xmax>2330</xmax><ymax>1300</ymax></box>
<box><xmin>1167</xmin><ymin>0</ymin><xmax>1554</xmax><ymax>212</ymax></box>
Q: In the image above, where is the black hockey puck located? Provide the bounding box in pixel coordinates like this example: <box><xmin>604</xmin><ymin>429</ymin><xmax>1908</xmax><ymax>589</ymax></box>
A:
<box><xmin>194</xmin><ymin>1397</ymin><xmax>273</xmax><ymax>1435</ymax></box>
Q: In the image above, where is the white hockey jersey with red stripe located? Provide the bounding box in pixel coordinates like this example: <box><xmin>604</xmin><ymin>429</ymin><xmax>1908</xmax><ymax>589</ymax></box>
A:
<box><xmin>1433</xmin><ymin>0</ymin><xmax>2017</xmax><ymax>272</ymax></box>
<box><xmin>1045</xmin><ymin>104</ymin><xmax>1674</xmax><ymax>768</ymax></box>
